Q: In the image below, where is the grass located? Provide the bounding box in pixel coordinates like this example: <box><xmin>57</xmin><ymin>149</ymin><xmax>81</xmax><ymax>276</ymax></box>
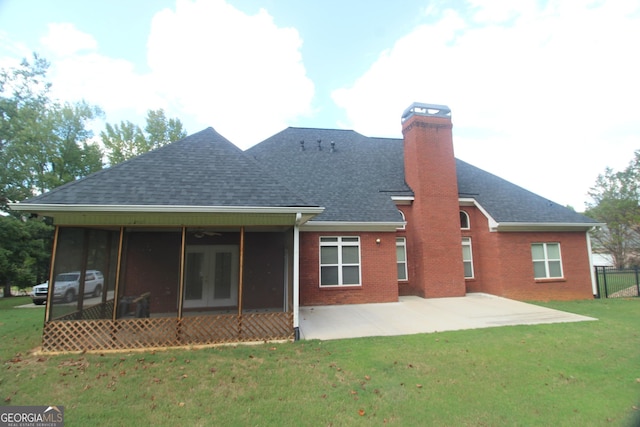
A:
<box><xmin>1</xmin><ymin>296</ymin><xmax>639</xmax><ymax>426</ymax></box>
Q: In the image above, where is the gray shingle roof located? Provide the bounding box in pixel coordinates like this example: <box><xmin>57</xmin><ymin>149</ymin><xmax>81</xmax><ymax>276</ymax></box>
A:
<box><xmin>22</xmin><ymin>128</ymin><xmax>315</xmax><ymax>208</ymax></box>
<box><xmin>22</xmin><ymin>125</ymin><xmax>598</xmax><ymax>226</ymax></box>
<box><xmin>249</xmin><ymin>127</ymin><xmax>597</xmax><ymax>225</ymax></box>
<box><xmin>247</xmin><ymin>128</ymin><xmax>410</xmax><ymax>222</ymax></box>
<box><xmin>455</xmin><ymin>158</ymin><xmax>597</xmax><ymax>224</ymax></box>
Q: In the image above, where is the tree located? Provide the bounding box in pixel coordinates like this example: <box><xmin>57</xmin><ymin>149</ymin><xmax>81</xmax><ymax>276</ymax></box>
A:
<box><xmin>0</xmin><ymin>54</ymin><xmax>104</xmax><ymax>210</ymax></box>
<box><xmin>0</xmin><ymin>215</ymin><xmax>53</xmax><ymax>297</ymax></box>
<box><xmin>145</xmin><ymin>109</ymin><xmax>186</xmax><ymax>149</ymax></box>
<box><xmin>101</xmin><ymin>108</ymin><xmax>186</xmax><ymax>166</ymax></box>
<box><xmin>586</xmin><ymin>152</ymin><xmax>640</xmax><ymax>268</ymax></box>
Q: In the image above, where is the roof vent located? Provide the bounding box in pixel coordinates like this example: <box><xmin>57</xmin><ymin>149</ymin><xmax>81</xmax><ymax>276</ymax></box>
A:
<box><xmin>317</xmin><ymin>139</ymin><xmax>322</xmax><ymax>151</ymax></box>
<box><xmin>300</xmin><ymin>140</ymin><xmax>305</xmax><ymax>151</ymax></box>
<box><xmin>401</xmin><ymin>102</ymin><xmax>451</xmax><ymax>123</ymax></box>
<box><xmin>330</xmin><ymin>141</ymin><xmax>336</xmax><ymax>153</ymax></box>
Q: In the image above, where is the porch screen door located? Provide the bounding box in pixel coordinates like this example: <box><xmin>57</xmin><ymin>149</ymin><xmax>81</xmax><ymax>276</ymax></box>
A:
<box><xmin>184</xmin><ymin>245</ymin><xmax>239</xmax><ymax>308</ymax></box>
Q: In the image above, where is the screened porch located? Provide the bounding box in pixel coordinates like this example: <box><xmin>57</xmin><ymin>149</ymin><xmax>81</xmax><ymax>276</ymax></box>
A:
<box><xmin>41</xmin><ymin>225</ymin><xmax>297</xmax><ymax>352</ymax></box>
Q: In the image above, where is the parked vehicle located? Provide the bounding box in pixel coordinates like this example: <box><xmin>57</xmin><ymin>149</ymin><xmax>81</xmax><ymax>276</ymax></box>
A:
<box><xmin>31</xmin><ymin>271</ymin><xmax>104</xmax><ymax>305</ymax></box>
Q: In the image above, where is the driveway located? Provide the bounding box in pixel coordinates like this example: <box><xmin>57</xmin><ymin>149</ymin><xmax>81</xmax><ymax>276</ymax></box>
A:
<box><xmin>298</xmin><ymin>293</ymin><xmax>596</xmax><ymax>340</ymax></box>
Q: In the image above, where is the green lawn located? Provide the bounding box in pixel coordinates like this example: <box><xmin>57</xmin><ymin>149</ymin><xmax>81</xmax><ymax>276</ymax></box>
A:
<box><xmin>1</xmin><ymin>296</ymin><xmax>639</xmax><ymax>426</ymax></box>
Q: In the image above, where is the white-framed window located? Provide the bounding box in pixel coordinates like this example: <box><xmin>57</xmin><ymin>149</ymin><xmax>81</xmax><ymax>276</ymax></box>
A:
<box><xmin>531</xmin><ymin>243</ymin><xmax>563</xmax><ymax>279</ymax></box>
<box><xmin>320</xmin><ymin>237</ymin><xmax>361</xmax><ymax>286</ymax></box>
<box><xmin>462</xmin><ymin>237</ymin><xmax>474</xmax><ymax>278</ymax></box>
<box><xmin>460</xmin><ymin>211</ymin><xmax>470</xmax><ymax>229</ymax></box>
<box><xmin>397</xmin><ymin>210</ymin><xmax>406</xmax><ymax>230</ymax></box>
<box><xmin>396</xmin><ymin>237</ymin><xmax>408</xmax><ymax>281</ymax></box>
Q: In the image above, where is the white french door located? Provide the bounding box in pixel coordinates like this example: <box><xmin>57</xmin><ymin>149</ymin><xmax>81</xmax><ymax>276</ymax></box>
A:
<box><xmin>183</xmin><ymin>245</ymin><xmax>239</xmax><ymax>308</ymax></box>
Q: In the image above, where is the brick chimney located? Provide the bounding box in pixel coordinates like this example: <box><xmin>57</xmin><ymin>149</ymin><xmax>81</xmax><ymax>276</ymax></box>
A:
<box><xmin>401</xmin><ymin>103</ymin><xmax>466</xmax><ymax>298</ymax></box>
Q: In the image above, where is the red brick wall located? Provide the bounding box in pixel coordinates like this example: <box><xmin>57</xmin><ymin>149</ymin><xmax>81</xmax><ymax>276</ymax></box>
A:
<box><xmin>463</xmin><ymin>207</ymin><xmax>594</xmax><ymax>301</ymax></box>
<box><xmin>299</xmin><ymin>231</ymin><xmax>398</xmax><ymax>305</ymax></box>
<box><xmin>401</xmin><ymin>113</ymin><xmax>466</xmax><ymax>298</ymax></box>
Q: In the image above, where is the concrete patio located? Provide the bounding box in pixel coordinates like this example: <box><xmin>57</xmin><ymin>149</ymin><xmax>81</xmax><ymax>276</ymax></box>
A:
<box><xmin>298</xmin><ymin>293</ymin><xmax>596</xmax><ymax>340</ymax></box>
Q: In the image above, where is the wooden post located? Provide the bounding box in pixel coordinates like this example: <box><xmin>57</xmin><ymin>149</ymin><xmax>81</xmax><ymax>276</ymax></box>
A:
<box><xmin>238</xmin><ymin>227</ymin><xmax>245</xmax><ymax>340</ymax></box>
<box><xmin>111</xmin><ymin>227</ymin><xmax>125</xmax><ymax>322</ymax></box>
<box><xmin>75</xmin><ymin>229</ymin><xmax>91</xmax><ymax>319</ymax></box>
<box><xmin>44</xmin><ymin>226</ymin><xmax>60</xmax><ymax>323</ymax></box>
<box><xmin>178</xmin><ymin>226</ymin><xmax>187</xmax><ymax>319</ymax></box>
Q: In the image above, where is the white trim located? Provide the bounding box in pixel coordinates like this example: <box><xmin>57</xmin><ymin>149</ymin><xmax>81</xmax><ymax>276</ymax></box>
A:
<box><xmin>458</xmin><ymin>198</ymin><xmax>499</xmax><ymax>231</ymax></box>
<box><xmin>462</xmin><ymin>237</ymin><xmax>474</xmax><ymax>279</ymax></box>
<box><xmin>396</xmin><ymin>237</ymin><xmax>408</xmax><ymax>281</ymax></box>
<box><xmin>531</xmin><ymin>242</ymin><xmax>564</xmax><ymax>279</ymax></box>
<box><xmin>495</xmin><ymin>222</ymin><xmax>603</xmax><ymax>232</ymax></box>
<box><xmin>319</xmin><ymin>236</ymin><xmax>362</xmax><ymax>287</ymax></box>
<box><xmin>391</xmin><ymin>196</ymin><xmax>414</xmax><ymax>205</ymax></box>
<box><xmin>301</xmin><ymin>221</ymin><xmax>403</xmax><ymax>232</ymax></box>
<box><xmin>293</xmin><ymin>213</ymin><xmax>302</xmax><ymax>329</ymax></box>
<box><xmin>458</xmin><ymin>197</ymin><xmax>602</xmax><ymax>232</ymax></box>
<box><xmin>586</xmin><ymin>230</ymin><xmax>598</xmax><ymax>296</ymax></box>
<box><xmin>8</xmin><ymin>203</ymin><xmax>324</xmax><ymax>215</ymax></box>
<box><xmin>460</xmin><ymin>210</ymin><xmax>470</xmax><ymax>230</ymax></box>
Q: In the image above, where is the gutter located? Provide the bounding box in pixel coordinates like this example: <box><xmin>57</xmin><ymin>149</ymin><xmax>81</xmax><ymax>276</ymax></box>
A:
<box><xmin>8</xmin><ymin>203</ymin><xmax>324</xmax><ymax>215</ymax></box>
<box><xmin>458</xmin><ymin>197</ymin><xmax>603</xmax><ymax>232</ymax></box>
<box><xmin>301</xmin><ymin>221</ymin><xmax>404</xmax><ymax>232</ymax></box>
<box><xmin>493</xmin><ymin>222</ymin><xmax>605</xmax><ymax>232</ymax></box>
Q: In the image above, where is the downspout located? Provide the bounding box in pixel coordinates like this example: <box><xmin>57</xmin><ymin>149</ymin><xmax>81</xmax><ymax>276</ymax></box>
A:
<box><xmin>293</xmin><ymin>213</ymin><xmax>302</xmax><ymax>340</ymax></box>
<box><xmin>586</xmin><ymin>228</ymin><xmax>598</xmax><ymax>297</ymax></box>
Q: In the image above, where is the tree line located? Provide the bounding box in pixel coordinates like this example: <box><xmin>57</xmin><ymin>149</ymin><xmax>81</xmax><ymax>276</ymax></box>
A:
<box><xmin>0</xmin><ymin>55</ymin><xmax>186</xmax><ymax>296</ymax></box>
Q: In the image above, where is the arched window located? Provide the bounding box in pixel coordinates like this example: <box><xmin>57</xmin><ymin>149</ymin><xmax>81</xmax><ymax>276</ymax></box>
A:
<box><xmin>460</xmin><ymin>211</ymin><xmax>470</xmax><ymax>229</ymax></box>
<box><xmin>397</xmin><ymin>210</ymin><xmax>406</xmax><ymax>230</ymax></box>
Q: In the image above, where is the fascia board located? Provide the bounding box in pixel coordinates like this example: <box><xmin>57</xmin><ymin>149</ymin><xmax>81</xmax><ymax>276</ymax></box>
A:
<box><xmin>391</xmin><ymin>196</ymin><xmax>414</xmax><ymax>205</ymax></box>
<box><xmin>459</xmin><ymin>198</ymin><xmax>499</xmax><ymax>231</ymax></box>
<box><xmin>495</xmin><ymin>222</ymin><xmax>605</xmax><ymax>232</ymax></box>
<box><xmin>8</xmin><ymin>203</ymin><xmax>324</xmax><ymax>215</ymax></box>
<box><xmin>301</xmin><ymin>221</ymin><xmax>403</xmax><ymax>232</ymax></box>
<box><xmin>457</xmin><ymin>198</ymin><xmax>602</xmax><ymax>232</ymax></box>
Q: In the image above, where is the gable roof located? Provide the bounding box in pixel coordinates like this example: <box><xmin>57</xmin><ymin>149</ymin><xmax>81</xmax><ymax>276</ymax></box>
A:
<box><xmin>20</xmin><ymin>128</ymin><xmax>315</xmax><ymax>209</ymax></box>
<box><xmin>247</xmin><ymin>128</ymin><xmax>410</xmax><ymax>224</ymax></box>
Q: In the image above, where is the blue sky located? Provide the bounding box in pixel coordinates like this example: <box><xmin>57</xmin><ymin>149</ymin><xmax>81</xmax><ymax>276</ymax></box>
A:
<box><xmin>1</xmin><ymin>0</ymin><xmax>639</xmax><ymax>210</ymax></box>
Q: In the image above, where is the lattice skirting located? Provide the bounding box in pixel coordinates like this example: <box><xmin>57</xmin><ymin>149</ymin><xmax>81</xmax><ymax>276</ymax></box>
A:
<box><xmin>42</xmin><ymin>312</ymin><xmax>294</xmax><ymax>352</ymax></box>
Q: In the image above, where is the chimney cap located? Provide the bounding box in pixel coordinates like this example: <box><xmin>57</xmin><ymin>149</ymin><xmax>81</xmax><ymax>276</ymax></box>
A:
<box><xmin>401</xmin><ymin>102</ymin><xmax>451</xmax><ymax>122</ymax></box>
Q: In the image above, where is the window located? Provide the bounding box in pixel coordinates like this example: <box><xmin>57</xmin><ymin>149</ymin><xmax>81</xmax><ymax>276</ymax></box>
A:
<box><xmin>531</xmin><ymin>243</ymin><xmax>563</xmax><ymax>279</ymax></box>
<box><xmin>397</xmin><ymin>210</ymin><xmax>406</xmax><ymax>230</ymax></box>
<box><xmin>320</xmin><ymin>237</ymin><xmax>361</xmax><ymax>286</ymax></box>
<box><xmin>460</xmin><ymin>211</ymin><xmax>470</xmax><ymax>229</ymax></box>
<box><xmin>396</xmin><ymin>237</ymin><xmax>408</xmax><ymax>281</ymax></box>
<box><xmin>462</xmin><ymin>237</ymin><xmax>474</xmax><ymax>278</ymax></box>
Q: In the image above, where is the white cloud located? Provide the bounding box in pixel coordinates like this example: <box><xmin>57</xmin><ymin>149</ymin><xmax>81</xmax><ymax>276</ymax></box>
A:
<box><xmin>3</xmin><ymin>1</ymin><xmax>314</xmax><ymax>150</ymax></box>
<box><xmin>40</xmin><ymin>23</ymin><xmax>97</xmax><ymax>56</ymax></box>
<box><xmin>332</xmin><ymin>0</ymin><xmax>640</xmax><ymax>209</ymax></box>
<box><xmin>146</xmin><ymin>0</ymin><xmax>314</xmax><ymax>147</ymax></box>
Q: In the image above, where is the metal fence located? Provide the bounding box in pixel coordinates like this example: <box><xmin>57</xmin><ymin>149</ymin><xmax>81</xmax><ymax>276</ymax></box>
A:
<box><xmin>594</xmin><ymin>266</ymin><xmax>640</xmax><ymax>298</ymax></box>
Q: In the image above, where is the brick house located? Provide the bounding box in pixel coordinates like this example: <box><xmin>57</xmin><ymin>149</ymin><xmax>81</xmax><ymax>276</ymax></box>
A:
<box><xmin>10</xmin><ymin>103</ymin><xmax>599</xmax><ymax>351</ymax></box>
